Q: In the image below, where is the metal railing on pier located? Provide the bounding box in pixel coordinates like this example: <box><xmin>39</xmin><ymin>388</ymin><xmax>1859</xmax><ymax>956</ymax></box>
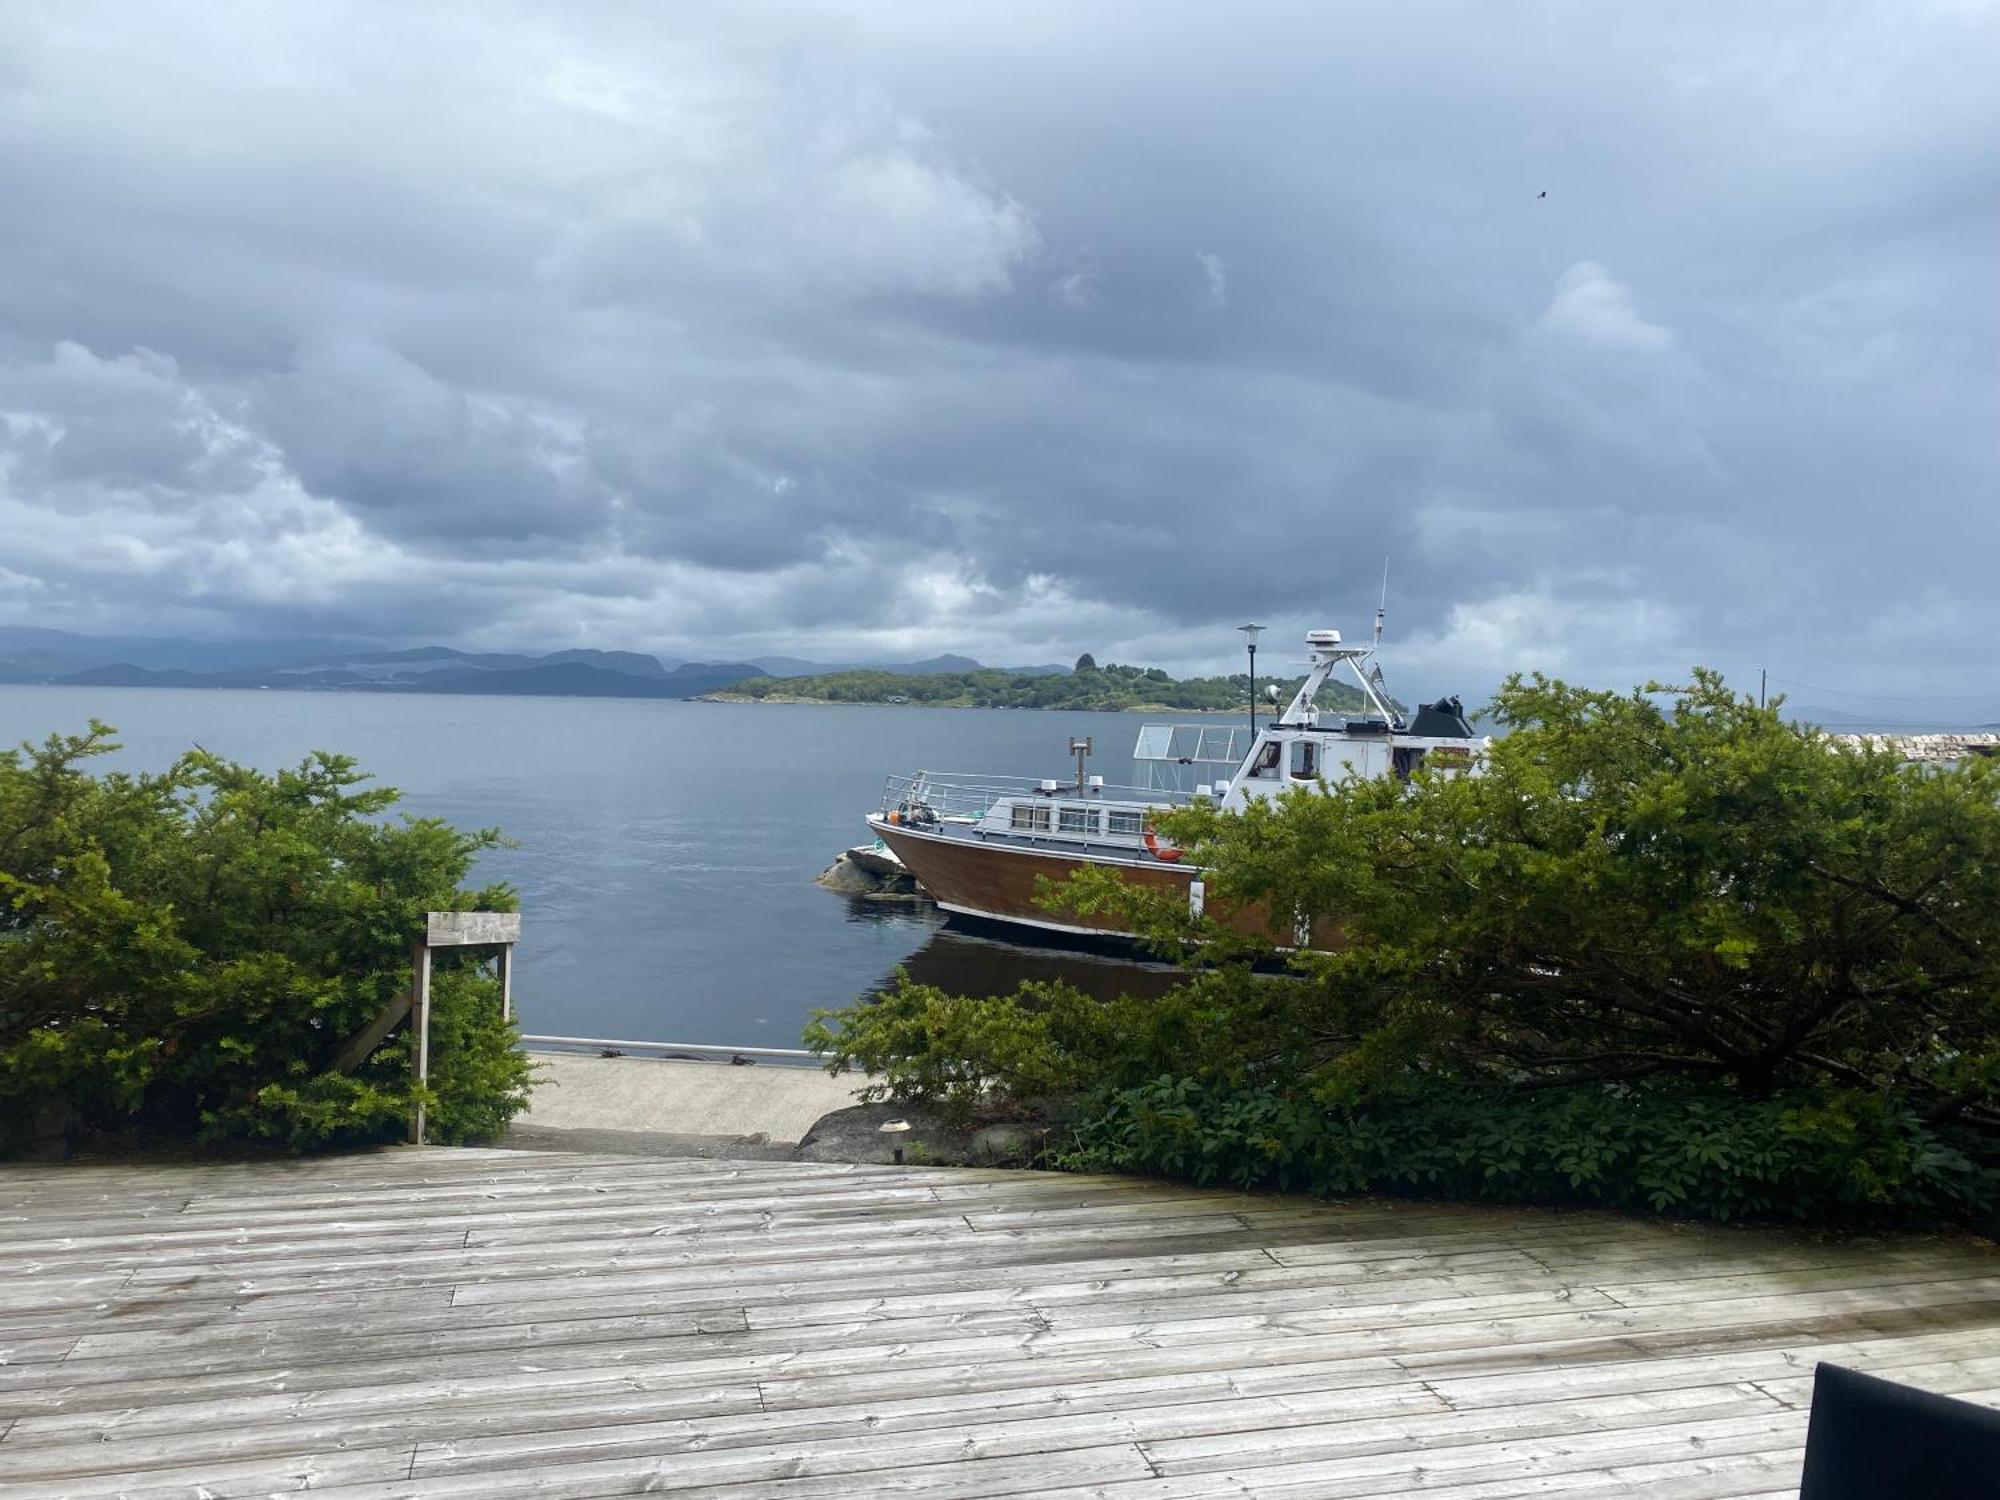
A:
<box><xmin>519</xmin><ymin>1033</ymin><xmax>827</xmax><ymax>1067</ymax></box>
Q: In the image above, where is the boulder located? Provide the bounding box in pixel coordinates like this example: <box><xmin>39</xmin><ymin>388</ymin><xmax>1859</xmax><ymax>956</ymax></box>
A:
<box><xmin>793</xmin><ymin>1102</ymin><xmax>975</xmax><ymax>1165</ymax></box>
<box><xmin>968</xmin><ymin>1123</ymin><xmax>1042</xmax><ymax>1166</ymax></box>
<box><xmin>794</xmin><ymin>1102</ymin><xmax>1051</xmax><ymax>1168</ymax></box>
<box><xmin>815</xmin><ymin>846</ymin><xmax>924</xmax><ymax>897</ymax></box>
<box><xmin>813</xmin><ymin>853</ymin><xmax>881</xmax><ymax>894</ymax></box>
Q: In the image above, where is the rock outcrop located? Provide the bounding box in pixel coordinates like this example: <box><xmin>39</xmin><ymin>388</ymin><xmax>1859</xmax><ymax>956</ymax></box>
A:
<box><xmin>815</xmin><ymin>846</ymin><xmax>923</xmax><ymax>898</ymax></box>
<box><xmin>794</xmin><ymin>1102</ymin><xmax>1052</xmax><ymax>1167</ymax></box>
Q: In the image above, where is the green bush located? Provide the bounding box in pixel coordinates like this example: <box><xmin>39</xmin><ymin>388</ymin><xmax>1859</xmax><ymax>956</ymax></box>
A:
<box><xmin>1130</xmin><ymin>671</ymin><xmax>2000</xmax><ymax>1113</ymax></box>
<box><xmin>806</xmin><ymin>964</ymin><xmax>1328</xmax><ymax>1124</ymax></box>
<box><xmin>0</xmin><ymin>723</ymin><xmax>533</xmax><ymax>1153</ymax></box>
<box><xmin>809</xmin><ymin>668</ymin><xmax>2000</xmax><ymax>1229</ymax></box>
<box><xmin>1060</xmin><ymin>1077</ymin><xmax>1998</xmax><ymax>1227</ymax></box>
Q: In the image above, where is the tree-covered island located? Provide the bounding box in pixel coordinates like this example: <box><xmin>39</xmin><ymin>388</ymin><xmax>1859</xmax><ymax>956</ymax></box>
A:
<box><xmin>712</xmin><ymin>656</ymin><xmax>1373</xmax><ymax>713</ymax></box>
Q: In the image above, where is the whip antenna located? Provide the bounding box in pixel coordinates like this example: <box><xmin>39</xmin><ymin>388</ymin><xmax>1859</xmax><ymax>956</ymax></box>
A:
<box><xmin>1374</xmin><ymin>558</ymin><xmax>1389</xmax><ymax>645</ymax></box>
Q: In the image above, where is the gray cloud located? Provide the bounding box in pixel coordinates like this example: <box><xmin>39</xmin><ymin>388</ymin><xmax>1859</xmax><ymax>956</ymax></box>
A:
<box><xmin>0</xmin><ymin>0</ymin><xmax>1995</xmax><ymax>704</ymax></box>
<box><xmin>254</xmin><ymin>335</ymin><xmax>616</xmax><ymax>550</ymax></box>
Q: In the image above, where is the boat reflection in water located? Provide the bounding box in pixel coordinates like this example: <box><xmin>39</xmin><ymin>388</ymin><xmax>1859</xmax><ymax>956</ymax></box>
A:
<box><xmin>834</xmin><ymin>891</ymin><xmax>1185</xmax><ymax>1004</ymax></box>
<box><xmin>889</xmin><ymin>924</ymin><xmax>1184</xmax><ymax>1004</ymax></box>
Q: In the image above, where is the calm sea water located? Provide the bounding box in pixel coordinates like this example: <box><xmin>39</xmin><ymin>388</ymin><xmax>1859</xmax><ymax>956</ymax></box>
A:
<box><xmin>0</xmin><ymin>687</ymin><xmax>1183</xmax><ymax>1044</ymax></box>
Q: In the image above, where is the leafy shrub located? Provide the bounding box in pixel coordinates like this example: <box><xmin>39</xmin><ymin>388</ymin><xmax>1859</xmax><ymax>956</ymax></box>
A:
<box><xmin>805</xmin><ymin>977</ymin><xmax>1107</xmax><ymax>1119</ymax></box>
<box><xmin>1060</xmin><ymin>1077</ymin><xmax>1998</xmax><ymax>1227</ymax></box>
<box><xmin>807</xmin><ymin>964</ymin><xmax>1328</xmax><ymax>1123</ymax></box>
<box><xmin>810</xmin><ymin>668</ymin><xmax>2000</xmax><ymax>1228</ymax></box>
<box><xmin>1132</xmin><ymin>671</ymin><xmax>2000</xmax><ymax>1116</ymax></box>
<box><xmin>0</xmin><ymin>723</ymin><xmax>533</xmax><ymax>1153</ymax></box>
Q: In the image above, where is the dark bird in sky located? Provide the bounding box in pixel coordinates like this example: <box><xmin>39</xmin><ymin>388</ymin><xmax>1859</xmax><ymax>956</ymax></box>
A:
<box><xmin>1538</xmin><ymin>190</ymin><xmax>1547</xmax><ymax>198</ymax></box>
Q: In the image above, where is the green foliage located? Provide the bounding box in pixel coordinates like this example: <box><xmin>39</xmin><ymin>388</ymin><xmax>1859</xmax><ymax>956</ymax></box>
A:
<box><xmin>1132</xmin><ymin>670</ymin><xmax>2000</xmax><ymax>1120</ymax></box>
<box><xmin>810</xmin><ymin>668</ymin><xmax>2000</xmax><ymax>1227</ymax></box>
<box><xmin>1059</xmin><ymin>1078</ymin><xmax>1998</xmax><ymax>1227</ymax></box>
<box><xmin>806</xmin><ymin>977</ymin><xmax>1094</xmax><ymax>1119</ymax></box>
<box><xmin>724</xmin><ymin>664</ymin><xmax>1356</xmax><ymax>714</ymax></box>
<box><xmin>808</xmin><ymin>964</ymin><xmax>1340</xmax><ymax>1124</ymax></box>
<box><xmin>0</xmin><ymin>723</ymin><xmax>533</xmax><ymax>1153</ymax></box>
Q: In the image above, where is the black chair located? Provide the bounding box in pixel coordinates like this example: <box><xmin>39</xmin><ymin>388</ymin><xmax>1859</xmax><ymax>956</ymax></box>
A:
<box><xmin>1798</xmin><ymin>1363</ymin><xmax>2000</xmax><ymax>1499</ymax></box>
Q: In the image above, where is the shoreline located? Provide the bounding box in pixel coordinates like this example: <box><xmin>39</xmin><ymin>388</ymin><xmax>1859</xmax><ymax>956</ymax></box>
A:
<box><xmin>699</xmin><ymin>692</ymin><xmax>1248</xmax><ymax>714</ymax></box>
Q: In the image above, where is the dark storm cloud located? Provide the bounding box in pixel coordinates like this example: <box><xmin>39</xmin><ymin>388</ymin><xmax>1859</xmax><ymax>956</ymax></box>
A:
<box><xmin>0</xmin><ymin>0</ymin><xmax>1994</xmax><ymax>700</ymax></box>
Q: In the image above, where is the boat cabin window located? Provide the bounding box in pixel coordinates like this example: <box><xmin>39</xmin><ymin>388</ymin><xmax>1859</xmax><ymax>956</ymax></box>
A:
<box><xmin>1290</xmin><ymin>740</ymin><xmax>1318</xmax><ymax>780</ymax></box>
<box><xmin>1057</xmin><ymin>806</ymin><xmax>1098</xmax><ymax>835</ymax></box>
<box><xmin>1106</xmin><ymin>808</ymin><xmax>1145</xmax><ymax>836</ymax></box>
<box><xmin>1392</xmin><ymin>746</ymin><xmax>1427</xmax><ymax>783</ymax></box>
<box><xmin>1250</xmin><ymin>741</ymin><xmax>1282</xmax><ymax>779</ymax></box>
<box><xmin>1009</xmin><ymin>803</ymin><xmax>1052</xmax><ymax>832</ymax></box>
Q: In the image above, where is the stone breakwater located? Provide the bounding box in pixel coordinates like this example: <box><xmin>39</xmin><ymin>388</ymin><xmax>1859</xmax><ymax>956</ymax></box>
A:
<box><xmin>1832</xmin><ymin>732</ymin><xmax>1999</xmax><ymax>763</ymax></box>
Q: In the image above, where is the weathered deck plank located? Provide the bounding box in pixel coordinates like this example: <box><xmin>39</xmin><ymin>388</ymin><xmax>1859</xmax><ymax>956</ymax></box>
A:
<box><xmin>0</xmin><ymin>1148</ymin><xmax>1992</xmax><ymax>1498</ymax></box>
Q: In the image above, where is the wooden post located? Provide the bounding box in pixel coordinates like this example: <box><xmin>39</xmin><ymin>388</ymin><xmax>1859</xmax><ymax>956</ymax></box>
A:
<box><xmin>329</xmin><ymin>989</ymin><xmax>412</xmax><ymax>1075</ymax></box>
<box><xmin>326</xmin><ymin>913</ymin><xmax>518</xmax><ymax>1143</ymax></box>
<box><xmin>411</xmin><ymin>941</ymin><xmax>433</xmax><ymax>1145</ymax></box>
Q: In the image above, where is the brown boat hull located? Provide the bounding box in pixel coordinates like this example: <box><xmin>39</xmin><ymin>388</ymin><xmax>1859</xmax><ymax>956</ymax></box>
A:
<box><xmin>870</xmin><ymin>821</ymin><xmax>1187</xmax><ymax>939</ymax></box>
<box><xmin>870</xmin><ymin>819</ymin><xmax>1314</xmax><ymax>947</ymax></box>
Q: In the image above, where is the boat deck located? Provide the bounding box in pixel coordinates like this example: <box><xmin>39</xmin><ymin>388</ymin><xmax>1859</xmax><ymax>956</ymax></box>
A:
<box><xmin>3</xmin><ymin>1147</ymin><xmax>1997</xmax><ymax>1497</ymax></box>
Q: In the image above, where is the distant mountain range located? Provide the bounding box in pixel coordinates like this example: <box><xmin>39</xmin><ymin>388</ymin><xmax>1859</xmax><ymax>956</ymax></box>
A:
<box><xmin>0</xmin><ymin>627</ymin><xmax>1071</xmax><ymax>701</ymax></box>
<box><xmin>0</xmin><ymin>626</ymin><xmax>375</xmax><ymax>679</ymax></box>
<box><xmin>1783</xmin><ymin>703</ymin><xmax>2000</xmax><ymax>731</ymax></box>
<box><xmin>54</xmin><ymin>655</ymin><xmax>767</xmax><ymax>700</ymax></box>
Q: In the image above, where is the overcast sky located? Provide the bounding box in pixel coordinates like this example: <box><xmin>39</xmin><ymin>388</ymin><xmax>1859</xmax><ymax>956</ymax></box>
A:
<box><xmin>0</xmin><ymin>1</ymin><xmax>1995</xmax><ymax>704</ymax></box>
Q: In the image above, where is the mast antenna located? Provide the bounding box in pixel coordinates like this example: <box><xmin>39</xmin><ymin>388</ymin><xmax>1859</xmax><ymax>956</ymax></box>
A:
<box><xmin>1374</xmin><ymin>558</ymin><xmax>1390</xmax><ymax>646</ymax></box>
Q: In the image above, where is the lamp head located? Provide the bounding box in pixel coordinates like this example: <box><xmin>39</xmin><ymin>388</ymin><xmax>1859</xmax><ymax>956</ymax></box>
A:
<box><xmin>1237</xmin><ymin>623</ymin><xmax>1265</xmax><ymax>645</ymax></box>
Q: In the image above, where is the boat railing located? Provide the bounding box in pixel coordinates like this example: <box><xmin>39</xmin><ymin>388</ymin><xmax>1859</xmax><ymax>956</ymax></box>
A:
<box><xmin>878</xmin><ymin>769</ymin><xmax>1193</xmax><ymax>822</ymax></box>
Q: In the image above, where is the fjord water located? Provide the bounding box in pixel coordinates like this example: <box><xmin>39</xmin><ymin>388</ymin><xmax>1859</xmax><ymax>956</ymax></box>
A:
<box><xmin>0</xmin><ymin>687</ymin><xmax>1181</xmax><ymax>1044</ymax></box>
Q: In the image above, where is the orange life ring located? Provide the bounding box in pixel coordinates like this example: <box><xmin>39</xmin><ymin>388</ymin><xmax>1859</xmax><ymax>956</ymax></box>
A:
<box><xmin>1143</xmin><ymin>825</ymin><xmax>1184</xmax><ymax>863</ymax></box>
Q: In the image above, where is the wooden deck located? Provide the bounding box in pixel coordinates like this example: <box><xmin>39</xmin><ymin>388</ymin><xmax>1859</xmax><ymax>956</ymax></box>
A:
<box><xmin>2</xmin><ymin>1148</ymin><xmax>1997</xmax><ymax>1498</ymax></box>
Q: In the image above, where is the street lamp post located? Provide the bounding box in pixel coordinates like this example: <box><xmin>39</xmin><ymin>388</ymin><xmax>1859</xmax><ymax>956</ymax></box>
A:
<box><xmin>1238</xmin><ymin>623</ymin><xmax>1265</xmax><ymax>737</ymax></box>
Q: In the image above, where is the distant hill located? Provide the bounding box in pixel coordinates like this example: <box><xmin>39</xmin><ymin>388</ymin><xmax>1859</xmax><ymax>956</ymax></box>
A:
<box><xmin>4</xmin><ymin>626</ymin><xmax>1082</xmax><ymax>702</ymax></box>
<box><xmin>1786</xmin><ymin>704</ymin><xmax>1994</xmax><ymax>731</ymax></box>
<box><xmin>0</xmin><ymin>626</ymin><xmax>370</xmax><ymax>682</ymax></box>
<box><xmin>59</xmin><ymin>664</ymin><xmax>254</xmax><ymax>689</ymax></box>
<box><xmin>748</xmin><ymin>652</ymin><xmax>1068</xmax><ymax>678</ymax></box>
<box><xmin>542</xmin><ymin>648</ymin><xmax>670</xmax><ymax>678</ymax></box>
<box><xmin>413</xmin><ymin>661</ymin><xmax>758</xmax><ymax>698</ymax></box>
<box><xmin>717</xmin><ymin>662</ymin><xmax>1371</xmax><ymax>714</ymax></box>
<box><xmin>269</xmin><ymin>646</ymin><xmax>675</xmax><ymax>683</ymax></box>
<box><xmin>1003</xmin><ymin>663</ymin><xmax>1074</xmax><ymax>678</ymax></box>
<box><xmin>50</xmin><ymin>653</ymin><xmax>761</xmax><ymax>700</ymax></box>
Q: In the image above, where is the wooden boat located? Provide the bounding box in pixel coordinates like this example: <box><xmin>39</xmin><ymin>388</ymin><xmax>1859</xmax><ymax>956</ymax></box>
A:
<box><xmin>867</xmin><ymin>626</ymin><xmax>1483</xmax><ymax>945</ymax></box>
